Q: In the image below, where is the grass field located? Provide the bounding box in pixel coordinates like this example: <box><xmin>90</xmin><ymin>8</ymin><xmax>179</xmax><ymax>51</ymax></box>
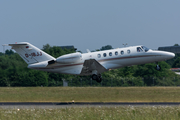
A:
<box><xmin>0</xmin><ymin>106</ymin><xmax>180</xmax><ymax>120</ymax></box>
<box><xmin>0</xmin><ymin>87</ymin><xmax>180</xmax><ymax>102</ymax></box>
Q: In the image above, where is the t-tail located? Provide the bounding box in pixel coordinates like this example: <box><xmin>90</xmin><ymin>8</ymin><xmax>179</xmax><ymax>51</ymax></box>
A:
<box><xmin>8</xmin><ymin>42</ymin><xmax>55</xmax><ymax>66</ymax></box>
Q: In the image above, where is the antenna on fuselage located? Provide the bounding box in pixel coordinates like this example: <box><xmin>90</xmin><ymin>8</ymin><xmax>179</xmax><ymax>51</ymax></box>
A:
<box><xmin>123</xmin><ymin>43</ymin><xmax>128</xmax><ymax>47</ymax></box>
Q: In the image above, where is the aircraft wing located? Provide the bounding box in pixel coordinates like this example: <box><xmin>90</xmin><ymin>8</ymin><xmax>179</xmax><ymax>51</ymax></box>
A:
<box><xmin>81</xmin><ymin>59</ymin><xmax>107</xmax><ymax>75</ymax></box>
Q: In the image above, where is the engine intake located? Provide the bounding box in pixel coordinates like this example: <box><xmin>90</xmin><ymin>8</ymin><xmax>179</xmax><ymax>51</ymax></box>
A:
<box><xmin>56</xmin><ymin>52</ymin><xmax>82</xmax><ymax>64</ymax></box>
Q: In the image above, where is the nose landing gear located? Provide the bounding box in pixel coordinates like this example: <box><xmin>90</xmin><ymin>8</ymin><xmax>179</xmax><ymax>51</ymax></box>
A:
<box><xmin>156</xmin><ymin>64</ymin><xmax>161</xmax><ymax>71</ymax></box>
<box><xmin>92</xmin><ymin>74</ymin><xmax>102</xmax><ymax>83</ymax></box>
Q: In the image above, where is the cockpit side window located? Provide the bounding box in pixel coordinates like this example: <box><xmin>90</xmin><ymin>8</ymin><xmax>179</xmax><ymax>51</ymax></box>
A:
<box><xmin>137</xmin><ymin>47</ymin><xmax>143</xmax><ymax>52</ymax></box>
<box><xmin>142</xmin><ymin>46</ymin><xmax>149</xmax><ymax>52</ymax></box>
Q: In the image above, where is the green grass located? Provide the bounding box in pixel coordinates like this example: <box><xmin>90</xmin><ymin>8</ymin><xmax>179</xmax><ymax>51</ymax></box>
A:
<box><xmin>0</xmin><ymin>87</ymin><xmax>180</xmax><ymax>102</ymax></box>
<box><xmin>0</xmin><ymin>106</ymin><xmax>180</xmax><ymax>120</ymax></box>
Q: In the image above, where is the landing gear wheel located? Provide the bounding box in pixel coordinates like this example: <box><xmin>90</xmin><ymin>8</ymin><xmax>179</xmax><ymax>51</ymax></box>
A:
<box><xmin>156</xmin><ymin>64</ymin><xmax>161</xmax><ymax>71</ymax></box>
<box><xmin>91</xmin><ymin>74</ymin><xmax>102</xmax><ymax>83</ymax></box>
<box><xmin>96</xmin><ymin>78</ymin><xmax>102</xmax><ymax>83</ymax></box>
<box><xmin>92</xmin><ymin>74</ymin><xmax>98</xmax><ymax>80</ymax></box>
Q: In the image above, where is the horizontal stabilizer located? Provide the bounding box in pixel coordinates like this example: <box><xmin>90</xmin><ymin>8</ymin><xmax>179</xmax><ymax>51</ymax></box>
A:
<box><xmin>9</xmin><ymin>43</ymin><xmax>28</xmax><ymax>46</ymax></box>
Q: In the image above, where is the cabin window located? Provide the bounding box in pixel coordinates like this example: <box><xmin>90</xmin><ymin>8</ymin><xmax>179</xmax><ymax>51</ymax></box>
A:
<box><xmin>97</xmin><ymin>54</ymin><xmax>101</xmax><ymax>58</ymax></box>
<box><xmin>127</xmin><ymin>50</ymin><xmax>130</xmax><ymax>54</ymax></box>
<box><xmin>121</xmin><ymin>51</ymin><xmax>124</xmax><ymax>55</ymax></box>
<box><xmin>109</xmin><ymin>52</ymin><xmax>112</xmax><ymax>56</ymax></box>
<box><xmin>115</xmin><ymin>51</ymin><xmax>118</xmax><ymax>55</ymax></box>
<box><xmin>103</xmin><ymin>53</ymin><xmax>107</xmax><ymax>57</ymax></box>
<box><xmin>137</xmin><ymin>47</ymin><xmax>143</xmax><ymax>52</ymax></box>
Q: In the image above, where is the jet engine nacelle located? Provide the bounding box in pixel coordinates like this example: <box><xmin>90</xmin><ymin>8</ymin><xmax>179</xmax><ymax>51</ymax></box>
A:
<box><xmin>56</xmin><ymin>52</ymin><xmax>82</xmax><ymax>64</ymax></box>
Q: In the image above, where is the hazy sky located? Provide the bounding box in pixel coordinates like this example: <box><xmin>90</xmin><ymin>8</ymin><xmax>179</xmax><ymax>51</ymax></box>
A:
<box><xmin>1</xmin><ymin>0</ymin><xmax>180</xmax><ymax>53</ymax></box>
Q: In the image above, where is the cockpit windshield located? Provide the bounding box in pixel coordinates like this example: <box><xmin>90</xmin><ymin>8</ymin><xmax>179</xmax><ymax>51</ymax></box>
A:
<box><xmin>141</xmin><ymin>46</ymin><xmax>149</xmax><ymax>52</ymax></box>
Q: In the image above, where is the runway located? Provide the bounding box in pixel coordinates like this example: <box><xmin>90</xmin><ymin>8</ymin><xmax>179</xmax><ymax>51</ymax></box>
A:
<box><xmin>0</xmin><ymin>102</ymin><xmax>180</xmax><ymax>109</ymax></box>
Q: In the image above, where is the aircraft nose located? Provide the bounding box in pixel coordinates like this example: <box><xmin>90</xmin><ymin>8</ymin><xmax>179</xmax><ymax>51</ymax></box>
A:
<box><xmin>164</xmin><ymin>52</ymin><xmax>175</xmax><ymax>60</ymax></box>
<box><xmin>151</xmin><ymin>51</ymin><xmax>175</xmax><ymax>61</ymax></box>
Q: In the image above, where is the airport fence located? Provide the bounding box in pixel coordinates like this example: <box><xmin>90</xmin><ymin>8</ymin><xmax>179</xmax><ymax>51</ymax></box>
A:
<box><xmin>58</xmin><ymin>77</ymin><xmax>180</xmax><ymax>87</ymax></box>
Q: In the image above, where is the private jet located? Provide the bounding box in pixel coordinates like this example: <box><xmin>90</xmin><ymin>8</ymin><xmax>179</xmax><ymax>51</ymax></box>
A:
<box><xmin>8</xmin><ymin>42</ymin><xmax>175</xmax><ymax>83</ymax></box>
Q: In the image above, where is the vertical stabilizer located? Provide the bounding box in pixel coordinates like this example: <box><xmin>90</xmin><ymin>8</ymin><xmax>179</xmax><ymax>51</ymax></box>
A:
<box><xmin>8</xmin><ymin>42</ymin><xmax>55</xmax><ymax>64</ymax></box>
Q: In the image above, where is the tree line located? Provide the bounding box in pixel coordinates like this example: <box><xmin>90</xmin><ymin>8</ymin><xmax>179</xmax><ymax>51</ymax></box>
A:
<box><xmin>0</xmin><ymin>44</ymin><xmax>180</xmax><ymax>87</ymax></box>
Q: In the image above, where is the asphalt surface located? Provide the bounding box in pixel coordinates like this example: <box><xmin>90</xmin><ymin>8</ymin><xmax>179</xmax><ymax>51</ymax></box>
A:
<box><xmin>0</xmin><ymin>102</ymin><xmax>180</xmax><ymax>109</ymax></box>
<box><xmin>1</xmin><ymin>102</ymin><xmax>180</xmax><ymax>105</ymax></box>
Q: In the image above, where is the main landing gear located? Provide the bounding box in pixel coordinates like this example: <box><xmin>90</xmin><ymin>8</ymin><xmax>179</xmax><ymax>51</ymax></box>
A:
<box><xmin>92</xmin><ymin>74</ymin><xmax>102</xmax><ymax>83</ymax></box>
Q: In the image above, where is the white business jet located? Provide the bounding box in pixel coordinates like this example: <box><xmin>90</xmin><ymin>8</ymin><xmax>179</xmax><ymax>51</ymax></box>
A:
<box><xmin>8</xmin><ymin>42</ymin><xmax>175</xmax><ymax>83</ymax></box>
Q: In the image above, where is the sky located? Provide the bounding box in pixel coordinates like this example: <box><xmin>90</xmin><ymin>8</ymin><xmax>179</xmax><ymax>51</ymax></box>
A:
<box><xmin>1</xmin><ymin>0</ymin><xmax>180</xmax><ymax>53</ymax></box>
